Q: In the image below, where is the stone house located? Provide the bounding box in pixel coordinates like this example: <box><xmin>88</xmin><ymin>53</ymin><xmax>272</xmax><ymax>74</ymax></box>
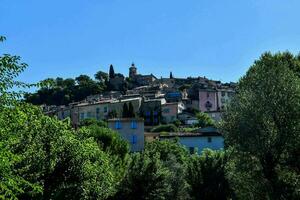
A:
<box><xmin>108</xmin><ymin>118</ymin><xmax>145</xmax><ymax>152</ymax></box>
<box><xmin>140</xmin><ymin>98</ymin><xmax>166</xmax><ymax>126</ymax></box>
<box><xmin>108</xmin><ymin>97</ymin><xmax>142</xmax><ymax>118</ymax></box>
<box><xmin>160</xmin><ymin>127</ymin><xmax>224</xmax><ymax>153</ymax></box>
<box><xmin>217</xmin><ymin>88</ymin><xmax>235</xmax><ymax>110</ymax></box>
<box><xmin>129</xmin><ymin>63</ymin><xmax>157</xmax><ymax>86</ymax></box>
<box><xmin>71</xmin><ymin>97</ymin><xmax>142</xmax><ymax>126</ymax></box>
<box><xmin>73</xmin><ymin>99</ymin><xmax>112</xmax><ymax>126</ymax></box>
<box><xmin>161</xmin><ymin>102</ymin><xmax>185</xmax><ymax>123</ymax></box>
<box><xmin>198</xmin><ymin>88</ymin><xmax>218</xmax><ymax>112</ymax></box>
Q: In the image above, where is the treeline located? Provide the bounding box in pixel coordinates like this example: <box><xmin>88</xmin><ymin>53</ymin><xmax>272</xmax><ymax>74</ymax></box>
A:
<box><xmin>1</xmin><ymin>37</ymin><xmax>300</xmax><ymax>199</ymax></box>
<box><xmin>24</xmin><ymin>65</ymin><xmax>124</xmax><ymax>106</ymax></box>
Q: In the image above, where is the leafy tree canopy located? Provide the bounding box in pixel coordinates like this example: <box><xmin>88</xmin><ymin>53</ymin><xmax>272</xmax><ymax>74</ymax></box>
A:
<box><xmin>222</xmin><ymin>52</ymin><xmax>300</xmax><ymax>199</ymax></box>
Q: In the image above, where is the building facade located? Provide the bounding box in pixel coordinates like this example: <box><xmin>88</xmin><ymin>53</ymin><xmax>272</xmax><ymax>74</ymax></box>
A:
<box><xmin>160</xmin><ymin>127</ymin><xmax>224</xmax><ymax>153</ymax></box>
<box><xmin>198</xmin><ymin>89</ymin><xmax>218</xmax><ymax>112</ymax></box>
<box><xmin>217</xmin><ymin>88</ymin><xmax>235</xmax><ymax>110</ymax></box>
<box><xmin>161</xmin><ymin>102</ymin><xmax>185</xmax><ymax>123</ymax></box>
<box><xmin>108</xmin><ymin>118</ymin><xmax>144</xmax><ymax>152</ymax></box>
<box><xmin>141</xmin><ymin>98</ymin><xmax>166</xmax><ymax>126</ymax></box>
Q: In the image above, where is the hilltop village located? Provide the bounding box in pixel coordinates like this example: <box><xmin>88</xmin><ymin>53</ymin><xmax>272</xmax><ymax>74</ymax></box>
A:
<box><xmin>39</xmin><ymin>63</ymin><xmax>236</xmax><ymax>152</ymax></box>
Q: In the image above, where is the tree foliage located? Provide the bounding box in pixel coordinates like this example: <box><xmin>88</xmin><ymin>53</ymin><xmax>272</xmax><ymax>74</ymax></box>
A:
<box><xmin>2</xmin><ymin>36</ymin><xmax>300</xmax><ymax>200</ymax></box>
<box><xmin>196</xmin><ymin>112</ymin><xmax>215</xmax><ymax>128</ymax></box>
<box><xmin>187</xmin><ymin>149</ymin><xmax>232</xmax><ymax>200</ymax></box>
<box><xmin>79</xmin><ymin>118</ymin><xmax>107</xmax><ymax>128</ymax></box>
<box><xmin>109</xmin><ymin>64</ymin><xmax>115</xmax><ymax>79</ymax></box>
<box><xmin>150</xmin><ymin>124</ymin><xmax>178</xmax><ymax>133</ymax></box>
<box><xmin>222</xmin><ymin>52</ymin><xmax>300</xmax><ymax>199</ymax></box>
<box><xmin>1</xmin><ymin>105</ymin><xmax>118</xmax><ymax>199</ymax></box>
<box><xmin>24</xmin><ymin>75</ymin><xmax>105</xmax><ymax>105</ymax></box>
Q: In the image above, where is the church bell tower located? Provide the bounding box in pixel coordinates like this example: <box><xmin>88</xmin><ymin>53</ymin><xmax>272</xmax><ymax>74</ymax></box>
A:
<box><xmin>129</xmin><ymin>62</ymin><xmax>137</xmax><ymax>78</ymax></box>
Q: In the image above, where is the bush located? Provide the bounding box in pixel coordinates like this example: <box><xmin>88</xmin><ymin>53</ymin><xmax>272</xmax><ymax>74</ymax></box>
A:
<box><xmin>187</xmin><ymin>149</ymin><xmax>232</xmax><ymax>200</ymax></box>
<box><xmin>79</xmin><ymin>118</ymin><xmax>107</xmax><ymax>128</ymax></box>
<box><xmin>172</xmin><ymin>119</ymin><xmax>182</xmax><ymax>127</ymax></box>
<box><xmin>196</xmin><ymin>112</ymin><xmax>215</xmax><ymax>128</ymax></box>
<box><xmin>150</xmin><ymin>124</ymin><xmax>178</xmax><ymax>133</ymax></box>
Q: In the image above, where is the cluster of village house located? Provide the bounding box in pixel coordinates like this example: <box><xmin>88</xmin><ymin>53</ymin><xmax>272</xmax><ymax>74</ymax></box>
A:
<box><xmin>44</xmin><ymin>64</ymin><xmax>236</xmax><ymax>153</ymax></box>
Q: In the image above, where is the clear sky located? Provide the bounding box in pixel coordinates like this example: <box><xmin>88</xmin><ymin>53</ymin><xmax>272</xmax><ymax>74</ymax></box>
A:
<box><xmin>1</xmin><ymin>0</ymin><xmax>300</xmax><ymax>85</ymax></box>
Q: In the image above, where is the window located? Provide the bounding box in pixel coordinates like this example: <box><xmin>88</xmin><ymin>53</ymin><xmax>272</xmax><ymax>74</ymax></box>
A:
<box><xmin>205</xmin><ymin>101</ymin><xmax>212</xmax><ymax>109</ymax></box>
<box><xmin>104</xmin><ymin>107</ymin><xmax>108</xmax><ymax>113</ymax></box>
<box><xmin>87</xmin><ymin>112</ymin><xmax>92</xmax><ymax>118</ymax></box>
<box><xmin>154</xmin><ymin>117</ymin><xmax>158</xmax><ymax>124</ymax></box>
<box><xmin>80</xmin><ymin>112</ymin><xmax>85</xmax><ymax>120</ymax></box>
<box><xmin>207</xmin><ymin>137</ymin><xmax>212</xmax><ymax>143</ymax></box>
<box><xmin>221</xmin><ymin>91</ymin><xmax>226</xmax><ymax>97</ymax></box>
<box><xmin>131</xmin><ymin>120</ymin><xmax>137</xmax><ymax>129</ymax></box>
<box><xmin>96</xmin><ymin>107</ymin><xmax>100</xmax><ymax>113</ymax></box>
<box><xmin>115</xmin><ymin>120</ymin><xmax>122</xmax><ymax>129</ymax></box>
<box><xmin>153</xmin><ymin>111</ymin><xmax>158</xmax><ymax>116</ymax></box>
<box><xmin>131</xmin><ymin>134</ymin><xmax>137</xmax><ymax>144</ymax></box>
<box><xmin>145</xmin><ymin>111</ymin><xmax>151</xmax><ymax>116</ymax></box>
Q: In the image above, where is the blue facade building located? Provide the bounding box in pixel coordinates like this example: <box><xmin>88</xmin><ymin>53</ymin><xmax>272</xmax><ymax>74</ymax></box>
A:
<box><xmin>160</xmin><ymin>127</ymin><xmax>224</xmax><ymax>153</ymax></box>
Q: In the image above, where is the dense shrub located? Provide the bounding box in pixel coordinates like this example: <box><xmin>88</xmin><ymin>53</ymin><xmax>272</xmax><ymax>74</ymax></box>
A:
<box><xmin>79</xmin><ymin>118</ymin><xmax>107</xmax><ymax>128</ymax></box>
<box><xmin>150</xmin><ymin>124</ymin><xmax>178</xmax><ymax>133</ymax></box>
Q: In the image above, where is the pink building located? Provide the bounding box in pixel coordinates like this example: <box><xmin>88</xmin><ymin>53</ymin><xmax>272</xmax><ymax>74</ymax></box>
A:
<box><xmin>198</xmin><ymin>89</ymin><xmax>218</xmax><ymax>112</ymax></box>
<box><xmin>161</xmin><ymin>102</ymin><xmax>185</xmax><ymax>123</ymax></box>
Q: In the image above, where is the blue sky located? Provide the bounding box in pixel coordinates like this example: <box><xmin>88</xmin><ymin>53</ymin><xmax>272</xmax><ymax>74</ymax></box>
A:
<box><xmin>1</xmin><ymin>0</ymin><xmax>300</xmax><ymax>85</ymax></box>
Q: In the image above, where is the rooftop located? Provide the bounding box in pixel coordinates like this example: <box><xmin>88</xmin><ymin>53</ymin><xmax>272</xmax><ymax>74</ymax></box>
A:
<box><xmin>108</xmin><ymin>118</ymin><xmax>144</xmax><ymax>122</ymax></box>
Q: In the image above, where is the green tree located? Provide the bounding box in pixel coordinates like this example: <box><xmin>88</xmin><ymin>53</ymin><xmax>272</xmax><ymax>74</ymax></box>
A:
<box><xmin>187</xmin><ymin>149</ymin><xmax>232</xmax><ymax>200</ymax></box>
<box><xmin>145</xmin><ymin>140</ymin><xmax>190</xmax><ymax>200</ymax></box>
<box><xmin>109</xmin><ymin>64</ymin><xmax>115</xmax><ymax>79</ymax></box>
<box><xmin>128</xmin><ymin>102</ymin><xmax>135</xmax><ymax>118</ymax></box>
<box><xmin>196</xmin><ymin>112</ymin><xmax>215</xmax><ymax>128</ymax></box>
<box><xmin>95</xmin><ymin>70</ymin><xmax>108</xmax><ymax>82</ymax></box>
<box><xmin>0</xmin><ymin>37</ymin><xmax>37</xmax><ymax>199</ymax></box>
<box><xmin>77</xmin><ymin>125</ymin><xmax>129</xmax><ymax>162</ymax></box>
<box><xmin>108</xmin><ymin>109</ymin><xmax>118</xmax><ymax>119</ymax></box>
<box><xmin>0</xmin><ymin>105</ymin><xmax>118</xmax><ymax>199</ymax></box>
<box><xmin>122</xmin><ymin>103</ymin><xmax>129</xmax><ymax>118</ymax></box>
<box><xmin>0</xmin><ymin>37</ymin><xmax>119</xmax><ymax>199</ymax></box>
<box><xmin>25</xmin><ymin>74</ymin><xmax>104</xmax><ymax>106</ymax></box>
<box><xmin>114</xmin><ymin>152</ymin><xmax>172</xmax><ymax>200</ymax></box>
<box><xmin>0</xmin><ymin>37</ymin><xmax>29</xmax><ymax>106</ymax></box>
<box><xmin>222</xmin><ymin>52</ymin><xmax>300</xmax><ymax>199</ymax></box>
<box><xmin>79</xmin><ymin>118</ymin><xmax>107</xmax><ymax>128</ymax></box>
<box><xmin>150</xmin><ymin>124</ymin><xmax>178</xmax><ymax>133</ymax></box>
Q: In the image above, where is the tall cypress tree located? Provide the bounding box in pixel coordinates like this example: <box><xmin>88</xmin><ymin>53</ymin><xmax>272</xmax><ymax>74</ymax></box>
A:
<box><xmin>170</xmin><ymin>72</ymin><xmax>173</xmax><ymax>79</ymax></box>
<box><xmin>122</xmin><ymin>103</ymin><xmax>129</xmax><ymax>118</ymax></box>
<box><xmin>109</xmin><ymin>64</ymin><xmax>115</xmax><ymax>79</ymax></box>
<box><xmin>128</xmin><ymin>102</ymin><xmax>135</xmax><ymax>118</ymax></box>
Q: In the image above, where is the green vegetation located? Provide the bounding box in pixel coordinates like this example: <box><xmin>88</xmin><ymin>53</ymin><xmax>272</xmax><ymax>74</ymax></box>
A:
<box><xmin>24</xmin><ymin>75</ymin><xmax>105</xmax><ymax>105</ymax></box>
<box><xmin>79</xmin><ymin>118</ymin><xmax>107</xmax><ymax>128</ymax></box>
<box><xmin>150</xmin><ymin>124</ymin><xmax>178</xmax><ymax>133</ymax></box>
<box><xmin>222</xmin><ymin>52</ymin><xmax>300</xmax><ymax>199</ymax></box>
<box><xmin>196</xmin><ymin>112</ymin><xmax>215</xmax><ymax>128</ymax></box>
<box><xmin>1</xmin><ymin>37</ymin><xmax>299</xmax><ymax>199</ymax></box>
<box><xmin>122</xmin><ymin>102</ymin><xmax>136</xmax><ymax>118</ymax></box>
<box><xmin>187</xmin><ymin>149</ymin><xmax>232</xmax><ymax>200</ymax></box>
<box><xmin>179</xmin><ymin>127</ymin><xmax>199</xmax><ymax>133</ymax></box>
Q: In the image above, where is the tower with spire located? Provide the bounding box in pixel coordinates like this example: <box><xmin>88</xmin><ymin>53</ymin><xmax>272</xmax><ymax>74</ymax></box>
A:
<box><xmin>129</xmin><ymin>62</ymin><xmax>137</xmax><ymax>78</ymax></box>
